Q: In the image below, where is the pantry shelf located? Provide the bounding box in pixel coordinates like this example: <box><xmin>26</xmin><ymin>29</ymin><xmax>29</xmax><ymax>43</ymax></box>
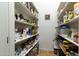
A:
<box><xmin>58</xmin><ymin>2</ymin><xmax>75</xmax><ymax>18</ymax></box>
<box><xmin>30</xmin><ymin>2</ymin><xmax>38</xmax><ymax>13</ymax></box>
<box><xmin>15</xmin><ymin>20</ymin><xmax>37</xmax><ymax>27</ymax></box>
<box><xmin>15</xmin><ymin>33</ymin><xmax>38</xmax><ymax>44</ymax></box>
<box><xmin>56</xmin><ymin>15</ymin><xmax>79</xmax><ymax>27</ymax></box>
<box><xmin>56</xmin><ymin>2</ymin><xmax>79</xmax><ymax>56</ymax></box>
<box><xmin>19</xmin><ymin>40</ymin><xmax>39</xmax><ymax>56</ymax></box>
<box><xmin>58</xmin><ymin>34</ymin><xmax>79</xmax><ymax>46</ymax></box>
<box><xmin>15</xmin><ymin>2</ymin><xmax>38</xmax><ymax>20</ymax></box>
<box><xmin>15</xmin><ymin>2</ymin><xmax>39</xmax><ymax>56</ymax></box>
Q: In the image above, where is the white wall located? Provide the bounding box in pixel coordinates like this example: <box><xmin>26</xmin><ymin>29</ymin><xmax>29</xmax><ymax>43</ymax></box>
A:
<box><xmin>34</xmin><ymin>2</ymin><xmax>59</xmax><ymax>51</ymax></box>
<box><xmin>0</xmin><ymin>2</ymin><xmax>15</xmax><ymax>56</ymax></box>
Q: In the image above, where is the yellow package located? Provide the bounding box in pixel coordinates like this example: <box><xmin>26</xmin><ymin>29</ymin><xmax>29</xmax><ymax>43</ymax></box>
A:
<box><xmin>68</xmin><ymin>11</ymin><xmax>74</xmax><ymax>21</ymax></box>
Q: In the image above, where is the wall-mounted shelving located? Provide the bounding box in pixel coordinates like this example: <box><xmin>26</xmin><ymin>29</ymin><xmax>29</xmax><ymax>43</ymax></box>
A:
<box><xmin>56</xmin><ymin>15</ymin><xmax>79</xmax><ymax>27</ymax></box>
<box><xmin>15</xmin><ymin>2</ymin><xmax>39</xmax><ymax>56</ymax></box>
<box><xmin>19</xmin><ymin>40</ymin><xmax>39</xmax><ymax>56</ymax></box>
<box><xmin>58</xmin><ymin>2</ymin><xmax>75</xmax><ymax>18</ymax></box>
<box><xmin>15</xmin><ymin>20</ymin><xmax>37</xmax><ymax>28</ymax></box>
<box><xmin>58</xmin><ymin>34</ymin><xmax>79</xmax><ymax>46</ymax></box>
<box><xmin>15</xmin><ymin>2</ymin><xmax>38</xmax><ymax>20</ymax></box>
<box><xmin>56</xmin><ymin>2</ymin><xmax>79</xmax><ymax>56</ymax></box>
<box><xmin>56</xmin><ymin>35</ymin><xmax>78</xmax><ymax>56</ymax></box>
<box><xmin>15</xmin><ymin>33</ymin><xmax>38</xmax><ymax>44</ymax></box>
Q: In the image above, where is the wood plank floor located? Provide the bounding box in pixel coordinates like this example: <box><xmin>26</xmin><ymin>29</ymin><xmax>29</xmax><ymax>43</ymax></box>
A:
<box><xmin>38</xmin><ymin>50</ymin><xmax>56</xmax><ymax>56</ymax></box>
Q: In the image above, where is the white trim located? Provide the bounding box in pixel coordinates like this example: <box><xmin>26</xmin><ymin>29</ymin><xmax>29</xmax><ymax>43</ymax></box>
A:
<box><xmin>8</xmin><ymin>2</ymin><xmax>15</xmax><ymax>56</ymax></box>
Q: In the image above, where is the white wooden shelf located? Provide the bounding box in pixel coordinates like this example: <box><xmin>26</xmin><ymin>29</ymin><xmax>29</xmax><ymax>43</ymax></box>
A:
<box><xmin>15</xmin><ymin>20</ymin><xmax>37</xmax><ymax>26</ymax></box>
<box><xmin>58</xmin><ymin>2</ymin><xmax>75</xmax><ymax>18</ymax></box>
<box><xmin>15</xmin><ymin>2</ymin><xmax>39</xmax><ymax>56</ymax></box>
<box><xmin>58</xmin><ymin>39</ymin><xmax>78</xmax><ymax>56</ymax></box>
<box><xmin>56</xmin><ymin>15</ymin><xmax>79</xmax><ymax>27</ymax></box>
<box><xmin>15</xmin><ymin>2</ymin><xmax>38</xmax><ymax>20</ymax></box>
<box><xmin>29</xmin><ymin>2</ymin><xmax>38</xmax><ymax>13</ymax></box>
<box><xmin>58</xmin><ymin>34</ymin><xmax>79</xmax><ymax>46</ymax></box>
<box><xmin>15</xmin><ymin>33</ymin><xmax>38</xmax><ymax>44</ymax></box>
<box><xmin>57</xmin><ymin>2</ymin><xmax>79</xmax><ymax>56</ymax></box>
<box><xmin>57</xmin><ymin>2</ymin><xmax>66</xmax><ymax>12</ymax></box>
<box><xmin>58</xmin><ymin>2</ymin><xmax>69</xmax><ymax>18</ymax></box>
<box><xmin>19</xmin><ymin>40</ymin><xmax>39</xmax><ymax>56</ymax></box>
